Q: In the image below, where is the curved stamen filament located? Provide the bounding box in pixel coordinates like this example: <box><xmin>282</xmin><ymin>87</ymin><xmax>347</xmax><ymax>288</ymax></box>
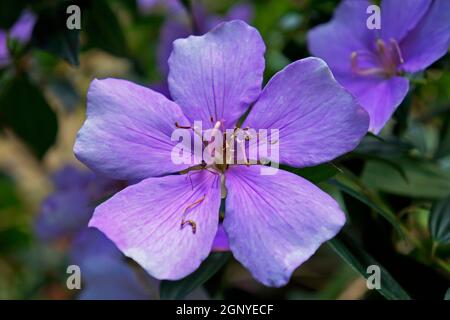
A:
<box><xmin>350</xmin><ymin>38</ymin><xmax>404</xmax><ymax>78</ymax></box>
<box><xmin>389</xmin><ymin>38</ymin><xmax>404</xmax><ymax>64</ymax></box>
<box><xmin>351</xmin><ymin>51</ymin><xmax>386</xmax><ymax>76</ymax></box>
<box><xmin>180</xmin><ymin>194</ymin><xmax>206</xmax><ymax>234</ymax></box>
<box><xmin>181</xmin><ymin>220</ymin><xmax>196</xmax><ymax>234</ymax></box>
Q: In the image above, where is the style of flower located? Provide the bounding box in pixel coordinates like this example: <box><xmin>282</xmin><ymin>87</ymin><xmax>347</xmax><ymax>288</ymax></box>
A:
<box><xmin>0</xmin><ymin>10</ymin><xmax>36</xmax><ymax>68</ymax></box>
<box><xmin>74</xmin><ymin>20</ymin><xmax>369</xmax><ymax>287</ymax></box>
<box><xmin>307</xmin><ymin>0</ymin><xmax>450</xmax><ymax>133</ymax></box>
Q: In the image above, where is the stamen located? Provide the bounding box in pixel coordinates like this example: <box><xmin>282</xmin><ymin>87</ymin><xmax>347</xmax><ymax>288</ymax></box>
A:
<box><xmin>181</xmin><ymin>220</ymin><xmax>197</xmax><ymax>234</ymax></box>
<box><xmin>351</xmin><ymin>51</ymin><xmax>385</xmax><ymax>76</ymax></box>
<box><xmin>389</xmin><ymin>38</ymin><xmax>404</xmax><ymax>64</ymax></box>
<box><xmin>180</xmin><ymin>194</ymin><xmax>206</xmax><ymax>234</ymax></box>
<box><xmin>183</xmin><ymin>194</ymin><xmax>205</xmax><ymax>215</ymax></box>
<box><xmin>375</xmin><ymin>39</ymin><xmax>387</xmax><ymax>57</ymax></box>
<box><xmin>175</xmin><ymin>122</ymin><xmax>192</xmax><ymax>129</ymax></box>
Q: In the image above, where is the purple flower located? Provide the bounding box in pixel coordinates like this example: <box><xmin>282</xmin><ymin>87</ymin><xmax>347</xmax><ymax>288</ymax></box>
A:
<box><xmin>35</xmin><ymin>165</ymin><xmax>119</xmax><ymax>241</ymax></box>
<box><xmin>308</xmin><ymin>0</ymin><xmax>450</xmax><ymax>134</ymax></box>
<box><xmin>137</xmin><ymin>0</ymin><xmax>183</xmax><ymax>14</ymax></box>
<box><xmin>0</xmin><ymin>10</ymin><xmax>36</xmax><ymax>68</ymax></box>
<box><xmin>74</xmin><ymin>20</ymin><xmax>369</xmax><ymax>287</ymax></box>
<box><xmin>70</xmin><ymin>228</ymin><xmax>156</xmax><ymax>300</ymax></box>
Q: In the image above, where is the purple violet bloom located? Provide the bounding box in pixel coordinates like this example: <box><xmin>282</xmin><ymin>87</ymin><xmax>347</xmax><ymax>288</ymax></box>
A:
<box><xmin>0</xmin><ymin>10</ymin><xmax>36</xmax><ymax>68</ymax></box>
<box><xmin>35</xmin><ymin>165</ymin><xmax>120</xmax><ymax>241</ymax></box>
<box><xmin>308</xmin><ymin>0</ymin><xmax>450</xmax><ymax>134</ymax></box>
<box><xmin>70</xmin><ymin>228</ymin><xmax>156</xmax><ymax>300</ymax></box>
<box><xmin>74</xmin><ymin>20</ymin><xmax>369</xmax><ymax>287</ymax></box>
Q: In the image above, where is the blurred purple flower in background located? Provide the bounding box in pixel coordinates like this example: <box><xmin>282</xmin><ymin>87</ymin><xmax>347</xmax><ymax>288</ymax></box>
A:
<box><xmin>36</xmin><ymin>165</ymin><xmax>225</xmax><ymax>298</ymax></box>
<box><xmin>35</xmin><ymin>166</ymin><xmax>155</xmax><ymax>299</ymax></box>
<box><xmin>69</xmin><ymin>228</ymin><xmax>156</xmax><ymax>300</ymax></box>
<box><xmin>74</xmin><ymin>20</ymin><xmax>369</xmax><ymax>287</ymax></box>
<box><xmin>308</xmin><ymin>0</ymin><xmax>450</xmax><ymax>133</ymax></box>
<box><xmin>0</xmin><ymin>10</ymin><xmax>36</xmax><ymax>67</ymax></box>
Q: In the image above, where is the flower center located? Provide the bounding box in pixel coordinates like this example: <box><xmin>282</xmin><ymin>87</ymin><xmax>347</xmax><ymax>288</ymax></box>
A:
<box><xmin>351</xmin><ymin>38</ymin><xmax>404</xmax><ymax>78</ymax></box>
<box><xmin>175</xmin><ymin>118</ymin><xmax>262</xmax><ymax>173</ymax></box>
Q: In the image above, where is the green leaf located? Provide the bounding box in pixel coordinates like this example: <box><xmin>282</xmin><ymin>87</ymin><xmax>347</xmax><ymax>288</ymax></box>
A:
<box><xmin>31</xmin><ymin>4</ymin><xmax>80</xmax><ymax>65</ymax></box>
<box><xmin>160</xmin><ymin>252</ymin><xmax>230</xmax><ymax>300</ymax></box>
<box><xmin>282</xmin><ymin>163</ymin><xmax>339</xmax><ymax>184</ymax></box>
<box><xmin>329</xmin><ymin>232</ymin><xmax>411</xmax><ymax>300</ymax></box>
<box><xmin>85</xmin><ymin>0</ymin><xmax>129</xmax><ymax>58</ymax></box>
<box><xmin>0</xmin><ymin>75</ymin><xmax>58</xmax><ymax>159</ymax></box>
<box><xmin>435</xmin><ymin>112</ymin><xmax>450</xmax><ymax>159</ymax></box>
<box><xmin>329</xmin><ymin>174</ymin><xmax>404</xmax><ymax>236</ymax></box>
<box><xmin>355</xmin><ymin>134</ymin><xmax>413</xmax><ymax>158</ymax></box>
<box><xmin>429</xmin><ymin>196</ymin><xmax>450</xmax><ymax>245</ymax></box>
<box><xmin>0</xmin><ymin>173</ymin><xmax>21</xmax><ymax>210</ymax></box>
<box><xmin>445</xmin><ymin>288</ymin><xmax>450</xmax><ymax>300</ymax></box>
<box><xmin>362</xmin><ymin>158</ymin><xmax>450</xmax><ymax>199</ymax></box>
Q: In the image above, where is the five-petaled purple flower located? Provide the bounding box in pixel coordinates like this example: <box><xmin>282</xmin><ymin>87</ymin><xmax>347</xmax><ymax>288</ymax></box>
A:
<box><xmin>308</xmin><ymin>0</ymin><xmax>450</xmax><ymax>134</ymax></box>
<box><xmin>74</xmin><ymin>20</ymin><xmax>369</xmax><ymax>287</ymax></box>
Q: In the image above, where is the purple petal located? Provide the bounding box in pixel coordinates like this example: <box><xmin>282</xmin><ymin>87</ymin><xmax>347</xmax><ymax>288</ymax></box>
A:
<box><xmin>168</xmin><ymin>20</ymin><xmax>265</xmax><ymax>128</ymax></box>
<box><xmin>9</xmin><ymin>10</ymin><xmax>36</xmax><ymax>43</ymax></box>
<box><xmin>158</xmin><ymin>16</ymin><xmax>191</xmax><ymax>77</ymax></box>
<box><xmin>138</xmin><ymin>0</ymin><xmax>183</xmax><ymax>15</ymax></box>
<box><xmin>89</xmin><ymin>170</ymin><xmax>221</xmax><ymax>280</ymax></box>
<box><xmin>211</xmin><ymin>224</ymin><xmax>229</xmax><ymax>252</ymax></box>
<box><xmin>74</xmin><ymin>78</ymin><xmax>193</xmax><ymax>181</ymax></box>
<box><xmin>71</xmin><ymin>228</ymin><xmax>154</xmax><ymax>300</ymax></box>
<box><xmin>337</xmin><ymin>73</ymin><xmax>409</xmax><ymax>134</ymax></box>
<box><xmin>0</xmin><ymin>30</ymin><xmax>11</xmax><ymax>67</ymax></box>
<box><xmin>224</xmin><ymin>165</ymin><xmax>345</xmax><ymax>287</ymax></box>
<box><xmin>380</xmin><ymin>0</ymin><xmax>431</xmax><ymax>42</ymax></box>
<box><xmin>399</xmin><ymin>0</ymin><xmax>450</xmax><ymax>73</ymax></box>
<box><xmin>35</xmin><ymin>190</ymin><xmax>92</xmax><ymax>241</ymax></box>
<box><xmin>148</xmin><ymin>81</ymin><xmax>171</xmax><ymax>98</ymax></box>
<box><xmin>226</xmin><ymin>3</ymin><xmax>253</xmax><ymax>23</ymax></box>
<box><xmin>307</xmin><ymin>0</ymin><xmax>376</xmax><ymax>74</ymax></box>
<box><xmin>71</xmin><ymin>228</ymin><xmax>124</xmax><ymax>263</ymax></box>
<box><xmin>243</xmin><ymin>57</ymin><xmax>369</xmax><ymax>168</ymax></box>
<box><xmin>51</xmin><ymin>165</ymin><xmax>94</xmax><ymax>191</ymax></box>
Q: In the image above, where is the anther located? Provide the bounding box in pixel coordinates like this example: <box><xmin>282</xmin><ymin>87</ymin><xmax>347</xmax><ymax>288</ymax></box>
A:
<box><xmin>175</xmin><ymin>122</ymin><xmax>191</xmax><ymax>129</ymax></box>
<box><xmin>181</xmin><ymin>219</ymin><xmax>197</xmax><ymax>234</ymax></box>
